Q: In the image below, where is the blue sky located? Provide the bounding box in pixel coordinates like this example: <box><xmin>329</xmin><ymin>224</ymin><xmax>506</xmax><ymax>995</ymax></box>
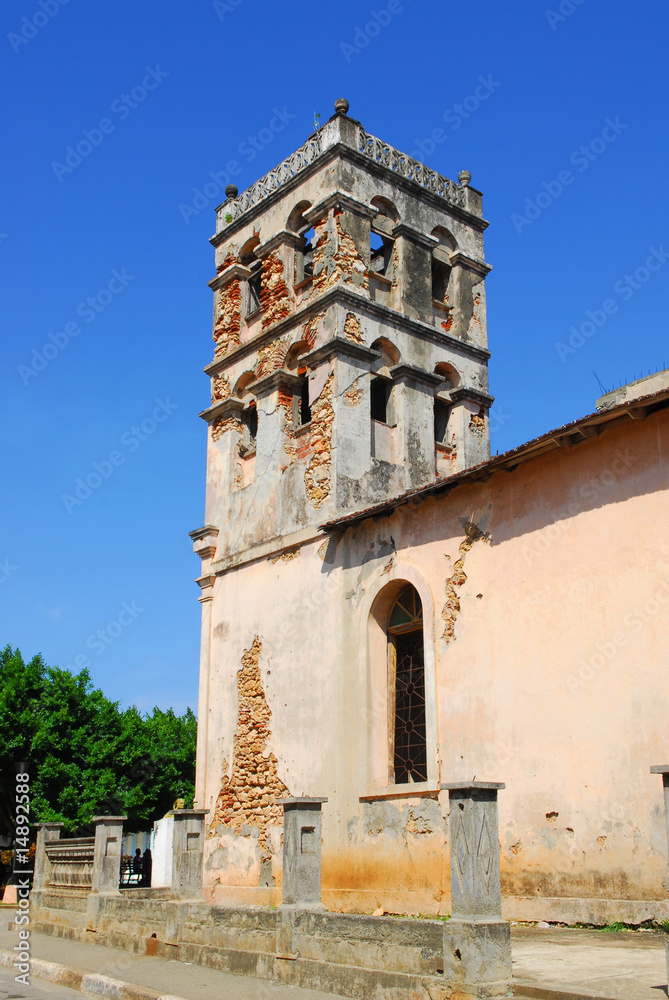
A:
<box><xmin>1</xmin><ymin>0</ymin><xmax>667</xmax><ymax>715</ymax></box>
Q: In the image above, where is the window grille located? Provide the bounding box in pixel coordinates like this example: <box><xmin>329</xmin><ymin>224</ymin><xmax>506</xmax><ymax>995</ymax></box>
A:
<box><xmin>388</xmin><ymin>586</ymin><xmax>427</xmax><ymax>783</ymax></box>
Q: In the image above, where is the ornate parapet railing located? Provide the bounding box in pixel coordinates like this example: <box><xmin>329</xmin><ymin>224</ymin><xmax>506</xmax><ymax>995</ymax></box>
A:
<box><xmin>356</xmin><ymin>129</ymin><xmax>466</xmax><ymax>209</ymax></box>
<box><xmin>45</xmin><ymin>837</ymin><xmax>94</xmax><ymax>890</ymax></box>
<box><xmin>217</xmin><ymin>135</ymin><xmax>323</xmax><ymax>229</ymax></box>
<box><xmin>216</xmin><ymin>120</ymin><xmax>467</xmax><ymax>233</ymax></box>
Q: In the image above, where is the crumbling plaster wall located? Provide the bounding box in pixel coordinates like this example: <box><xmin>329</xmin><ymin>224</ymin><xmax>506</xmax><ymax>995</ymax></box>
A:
<box><xmin>205</xmin><ymin>294</ymin><xmax>489</xmax><ymax>560</ymax></box>
<box><xmin>204</xmin><ymin>153</ymin><xmax>491</xmax><ymax>554</ymax></box>
<box><xmin>213</xmin><ymin>156</ymin><xmax>485</xmax><ymax>276</ymax></box>
<box><xmin>200</xmin><ymin>408</ymin><xmax>669</xmax><ymax>922</ymax></box>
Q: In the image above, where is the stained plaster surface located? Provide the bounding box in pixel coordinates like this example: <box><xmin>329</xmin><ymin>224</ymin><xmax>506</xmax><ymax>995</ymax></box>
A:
<box><xmin>199</xmin><ymin>405</ymin><xmax>669</xmax><ymax>921</ymax></box>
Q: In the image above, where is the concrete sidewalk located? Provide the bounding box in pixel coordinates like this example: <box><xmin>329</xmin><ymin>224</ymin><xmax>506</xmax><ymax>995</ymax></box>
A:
<box><xmin>512</xmin><ymin>926</ymin><xmax>667</xmax><ymax>1000</ymax></box>
<box><xmin>0</xmin><ymin>921</ymin><xmax>667</xmax><ymax>1000</ymax></box>
<box><xmin>0</xmin><ymin>925</ymin><xmax>346</xmax><ymax>1000</ymax></box>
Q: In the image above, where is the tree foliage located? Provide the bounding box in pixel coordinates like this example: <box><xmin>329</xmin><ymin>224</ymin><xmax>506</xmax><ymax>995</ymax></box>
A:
<box><xmin>0</xmin><ymin>645</ymin><xmax>197</xmax><ymax>836</ymax></box>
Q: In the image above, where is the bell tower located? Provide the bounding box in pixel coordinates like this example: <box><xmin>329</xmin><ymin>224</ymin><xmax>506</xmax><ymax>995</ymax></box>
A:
<box><xmin>196</xmin><ymin>97</ymin><xmax>492</xmax><ymax>566</ymax></box>
<box><xmin>189</xmin><ymin>101</ymin><xmax>495</xmax><ymax>890</ymax></box>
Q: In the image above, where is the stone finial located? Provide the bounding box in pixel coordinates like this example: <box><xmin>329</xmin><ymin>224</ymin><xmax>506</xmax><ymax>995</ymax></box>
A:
<box><xmin>225</xmin><ymin>185</ymin><xmax>239</xmax><ymax>199</ymax></box>
<box><xmin>458</xmin><ymin>170</ymin><xmax>471</xmax><ymax>187</ymax></box>
<box><xmin>334</xmin><ymin>98</ymin><xmax>350</xmax><ymax>115</ymax></box>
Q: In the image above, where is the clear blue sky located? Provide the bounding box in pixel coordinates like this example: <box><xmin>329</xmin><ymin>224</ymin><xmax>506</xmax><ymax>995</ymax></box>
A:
<box><xmin>1</xmin><ymin>0</ymin><xmax>667</xmax><ymax>715</ymax></box>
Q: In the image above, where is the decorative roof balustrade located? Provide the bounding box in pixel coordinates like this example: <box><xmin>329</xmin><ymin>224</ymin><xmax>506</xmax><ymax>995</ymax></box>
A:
<box><xmin>219</xmin><ymin>134</ymin><xmax>323</xmax><ymax>227</ymax></box>
<box><xmin>357</xmin><ymin>130</ymin><xmax>466</xmax><ymax>209</ymax></box>
<box><xmin>217</xmin><ymin>124</ymin><xmax>466</xmax><ymax>231</ymax></box>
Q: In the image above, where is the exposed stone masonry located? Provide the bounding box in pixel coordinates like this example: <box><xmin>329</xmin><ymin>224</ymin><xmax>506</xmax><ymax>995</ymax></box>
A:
<box><xmin>343</xmin><ymin>380</ymin><xmax>364</xmax><ymax>407</ymax></box>
<box><xmin>343</xmin><ymin>311</ymin><xmax>364</xmax><ymax>344</ymax></box>
<box><xmin>469</xmin><ymin>408</ymin><xmax>486</xmax><ymax>436</ymax></box>
<box><xmin>442</xmin><ymin>522</ymin><xmax>490</xmax><ymax>642</ymax></box>
<box><xmin>213</xmin><ymin>282</ymin><xmax>241</xmax><ymax>358</ymax></box>
<box><xmin>310</xmin><ymin>210</ymin><xmax>367</xmax><ymax>295</ymax></box>
<box><xmin>304</xmin><ymin>372</ymin><xmax>335</xmax><ymax>508</ymax></box>
<box><xmin>210</xmin><ymin>637</ymin><xmax>289</xmax><ymax>854</ymax></box>
<box><xmin>260</xmin><ymin>253</ymin><xmax>291</xmax><ymax>331</ymax></box>
<box><xmin>211</xmin><ymin>414</ymin><xmax>241</xmax><ymax>443</ymax></box>
<box><xmin>212</xmin><ymin>374</ymin><xmax>231</xmax><ymax>402</ymax></box>
<box><xmin>255</xmin><ymin>333</ymin><xmax>291</xmax><ymax>379</ymax></box>
<box><xmin>302</xmin><ymin>311</ymin><xmax>324</xmax><ymax>350</ymax></box>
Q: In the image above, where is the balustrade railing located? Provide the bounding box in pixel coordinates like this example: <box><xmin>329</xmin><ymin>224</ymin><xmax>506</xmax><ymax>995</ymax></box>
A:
<box><xmin>357</xmin><ymin>130</ymin><xmax>466</xmax><ymax>208</ymax></box>
<box><xmin>45</xmin><ymin>837</ymin><xmax>94</xmax><ymax>889</ymax></box>
<box><xmin>217</xmin><ymin>125</ymin><xmax>465</xmax><ymax>230</ymax></box>
<box><xmin>218</xmin><ymin>135</ymin><xmax>323</xmax><ymax>228</ymax></box>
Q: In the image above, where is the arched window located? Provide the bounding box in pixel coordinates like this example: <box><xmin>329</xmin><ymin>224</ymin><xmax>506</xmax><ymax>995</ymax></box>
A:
<box><xmin>433</xmin><ymin>362</ymin><xmax>460</xmax><ymax>389</ymax></box>
<box><xmin>240</xmin><ymin>236</ymin><xmax>262</xmax><ymax>316</ymax></box>
<box><xmin>241</xmin><ymin>403</ymin><xmax>258</xmax><ymax>451</ymax></box>
<box><xmin>370</xmin><ymin>230</ymin><xmax>393</xmax><ymax>278</ymax></box>
<box><xmin>434</xmin><ymin>398</ymin><xmax>451</xmax><ymax>445</ymax></box>
<box><xmin>285</xmin><ymin>342</ymin><xmax>311</xmax><ymax>425</ymax></box>
<box><xmin>431</xmin><ymin>227</ymin><xmax>456</xmax><ymax>306</ymax></box>
<box><xmin>233</xmin><ymin>372</ymin><xmax>258</xmax><ymax>453</ymax></box>
<box><xmin>298</xmin><ymin>376</ymin><xmax>311</xmax><ymax>424</ymax></box>
<box><xmin>370</xmin><ymin>196</ymin><xmax>399</xmax><ymax>228</ymax></box>
<box><xmin>288</xmin><ymin>201</ymin><xmax>314</xmax><ymax>285</ymax></box>
<box><xmin>370</xmin><ymin>376</ymin><xmax>391</xmax><ymax>424</ymax></box>
<box><xmin>387</xmin><ymin>585</ymin><xmax>427</xmax><ymax>784</ymax></box>
<box><xmin>370</xmin><ymin>338</ymin><xmax>399</xmax><ymax>426</ymax></box>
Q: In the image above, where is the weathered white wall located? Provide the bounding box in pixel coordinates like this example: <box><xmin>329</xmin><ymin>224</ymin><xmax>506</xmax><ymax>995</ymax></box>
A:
<box><xmin>151</xmin><ymin>816</ymin><xmax>174</xmax><ymax>888</ymax></box>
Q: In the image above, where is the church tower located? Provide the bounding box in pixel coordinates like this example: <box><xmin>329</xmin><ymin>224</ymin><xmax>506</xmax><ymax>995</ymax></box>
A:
<box><xmin>195</xmin><ymin>98</ymin><xmax>492</xmax><ymax>566</ymax></box>
<box><xmin>190</xmin><ymin>99</ymin><xmax>493</xmax><ymax>904</ymax></box>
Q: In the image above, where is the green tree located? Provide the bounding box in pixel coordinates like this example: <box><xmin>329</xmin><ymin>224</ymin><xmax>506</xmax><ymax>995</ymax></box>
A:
<box><xmin>0</xmin><ymin>645</ymin><xmax>197</xmax><ymax>837</ymax></box>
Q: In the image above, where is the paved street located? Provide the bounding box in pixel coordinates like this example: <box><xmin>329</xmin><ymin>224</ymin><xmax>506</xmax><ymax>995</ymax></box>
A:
<box><xmin>0</xmin><ymin>965</ymin><xmax>80</xmax><ymax>1000</ymax></box>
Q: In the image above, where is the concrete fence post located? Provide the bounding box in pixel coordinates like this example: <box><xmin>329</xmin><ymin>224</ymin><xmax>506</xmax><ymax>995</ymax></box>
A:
<box><xmin>86</xmin><ymin>816</ymin><xmax>126</xmax><ymax>933</ymax></box>
<box><xmin>279</xmin><ymin>797</ymin><xmax>327</xmax><ymax>908</ymax></box>
<box><xmin>170</xmin><ymin>809</ymin><xmax>208</xmax><ymax>898</ymax></box>
<box><xmin>441</xmin><ymin>782</ymin><xmax>512</xmax><ymax>999</ymax></box>
<box><xmin>91</xmin><ymin>816</ymin><xmax>126</xmax><ymax>894</ymax></box>
<box><xmin>33</xmin><ymin>823</ymin><xmax>64</xmax><ymax>891</ymax></box>
<box><xmin>650</xmin><ymin>766</ymin><xmax>669</xmax><ymax>983</ymax></box>
<box><xmin>650</xmin><ymin>766</ymin><xmax>669</xmax><ymax>890</ymax></box>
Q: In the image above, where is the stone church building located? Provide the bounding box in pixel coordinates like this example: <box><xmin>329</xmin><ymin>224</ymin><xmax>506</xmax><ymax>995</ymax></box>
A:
<box><xmin>189</xmin><ymin>100</ymin><xmax>669</xmax><ymax>926</ymax></box>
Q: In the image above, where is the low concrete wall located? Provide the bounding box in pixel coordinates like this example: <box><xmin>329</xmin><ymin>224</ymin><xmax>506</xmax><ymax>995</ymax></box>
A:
<box><xmin>30</xmin><ymin>891</ymin><xmax>464</xmax><ymax>1000</ymax></box>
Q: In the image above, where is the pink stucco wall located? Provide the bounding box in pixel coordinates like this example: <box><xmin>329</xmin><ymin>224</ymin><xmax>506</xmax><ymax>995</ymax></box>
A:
<box><xmin>198</xmin><ymin>404</ymin><xmax>669</xmax><ymax>924</ymax></box>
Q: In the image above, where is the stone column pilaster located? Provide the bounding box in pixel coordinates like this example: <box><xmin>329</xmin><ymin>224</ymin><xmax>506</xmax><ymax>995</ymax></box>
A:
<box><xmin>91</xmin><ymin>816</ymin><xmax>126</xmax><ymax>894</ymax></box>
<box><xmin>441</xmin><ymin>782</ymin><xmax>511</xmax><ymax>999</ymax></box>
<box><xmin>448</xmin><ymin>387</ymin><xmax>493</xmax><ymax>473</ymax></box>
<box><xmin>189</xmin><ymin>526</ymin><xmax>219</xmax><ymax>808</ymax></box>
<box><xmin>389</xmin><ymin>364</ymin><xmax>442</xmax><ymax>489</ymax></box>
<box><xmin>392</xmin><ymin>224</ymin><xmax>438</xmax><ymax>324</ymax></box>
<box><xmin>279</xmin><ymin>797</ymin><xmax>327</xmax><ymax>909</ymax></box>
<box><xmin>448</xmin><ymin>251</ymin><xmax>491</xmax><ymax>348</ymax></box>
<box><xmin>170</xmin><ymin>809</ymin><xmax>208</xmax><ymax>898</ymax></box>
<box><xmin>650</xmin><ymin>766</ymin><xmax>669</xmax><ymax>985</ymax></box>
<box><xmin>303</xmin><ymin>337</ymin><xmax>382</xmax><ymax>509</ymax></box>
<box><xmin>651</xmin><ymin>766</ymin><xmax>669</xmax><ymax>890</ymax></box>
<box><xmin>33</xmin><ymin>823</ymin><xmax>63</xmax><ymax>891</ymax></box>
